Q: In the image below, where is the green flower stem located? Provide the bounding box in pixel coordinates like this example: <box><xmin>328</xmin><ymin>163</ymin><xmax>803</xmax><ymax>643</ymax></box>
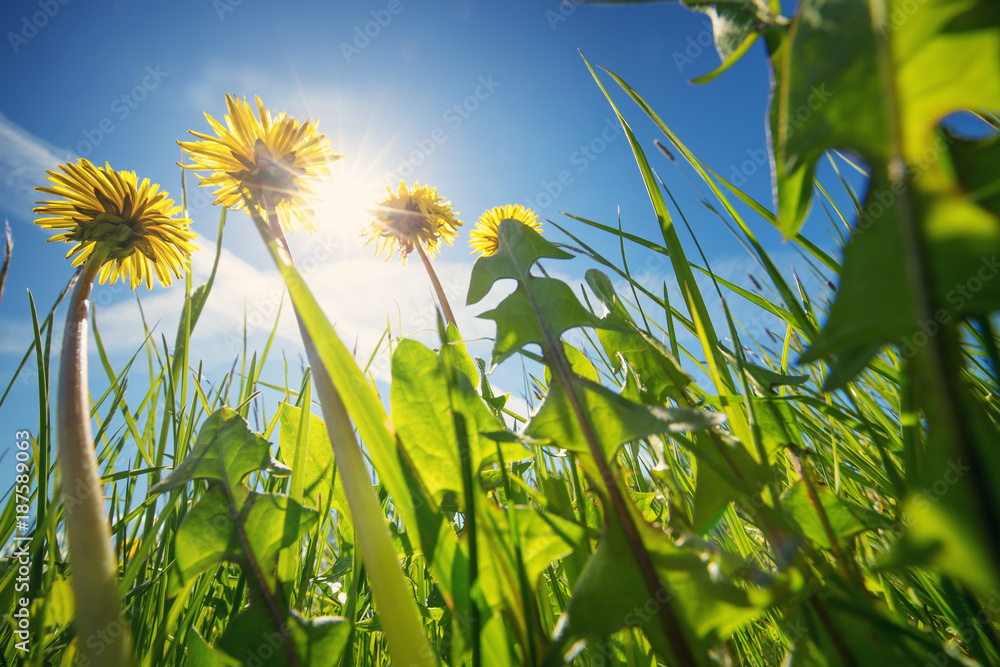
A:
<box><xmin>414</xmin><ymin>240</ymin><xmax>457</xmax><ymax>328</ymax></box>
<box><xmin>57</xmin><ymin>248</ymin><xmax>133</xmax><ymax>667</ymax></box>
<box><xmin>257</xmin><ymin>196</ymin><xmax>437</xmax><ymax>667</ymax></box>
<box><xmin>517</xmin><ymin>255</ymin><xmax>696</xmax><ymax>665</ymax></box>
<box><xmin>546</xmin><ymin>341</ymin><xmax>698</xmax><ymax>667</ymax></box>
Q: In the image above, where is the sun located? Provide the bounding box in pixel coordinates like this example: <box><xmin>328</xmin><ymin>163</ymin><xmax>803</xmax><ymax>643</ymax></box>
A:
<box><xmin>313</xmin><ymin>169</ymin><xmax>387</xmax><ymax>234</ymax></box>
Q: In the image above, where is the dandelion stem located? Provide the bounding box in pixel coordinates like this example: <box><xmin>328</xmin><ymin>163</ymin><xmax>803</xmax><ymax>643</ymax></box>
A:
<box><xmin>58</xmin><ymin>248</ymin><xmax>133</xmax><ymax>667</ymax></box>
<box><xmin>415</xmin><ymin>240</ymin><xmax>457</xmax><ymax>328</ymax></box>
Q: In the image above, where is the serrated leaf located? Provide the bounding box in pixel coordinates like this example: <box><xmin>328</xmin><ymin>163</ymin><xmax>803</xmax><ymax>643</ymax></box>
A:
<box><xmin>776</xmin><ymin>0</ymin><xmax>1000</xmax><ymax>366</ymax></box>
<box><xmin>604</xmin><ymin>326</ymin><xmax>693</xmax><ymax>405</ymax></box>
<box><xmin>467</xmin><ymin>218</ymin><xmax>574</xmax><ymax>306</ymax></box>
<box><xmin>216</xmin><ymin>607</ymin><xmax>350</xmax><ymax>667</ymax></box>
<box><xmin>173</xmin><ymin>484</ymin><xmax>317</xmax><ymax>588</ymax></box>
<box><xmin>525</xmin><ymin>375</ymin><xmax>725</xmax><ymax>461</ymax></box>
<box><xmin>479</xmin><ymin>279</ymin><xmax>601</xmax><ymax>369</ymax></box>
<box><xmin>780</xmin><ymin>481</ymin><xmax>890</xmax><ymax>550</ymax></box>
<box><xmin>186</xmin><ymin>630</ymin><xmax>242</xmax><ymax>667</ymax></box>
<box><xmin>150</xmin><ymin>407</ymin><xmax>288</xmax><ymax>494</ymax></box>
<box><xmin>587</xmin><ymin>268</ymin><xmax>696</xmax><ymax>405</ymax></box>
<box><xmin>566</xmin><ymin>514</ymin><xmax>767</xmax><ymax>650</ymax></box>
<box><xmin>543</xmin><ymin>341</ymin><xmax>601</xmax><ymax>387</ymax></box>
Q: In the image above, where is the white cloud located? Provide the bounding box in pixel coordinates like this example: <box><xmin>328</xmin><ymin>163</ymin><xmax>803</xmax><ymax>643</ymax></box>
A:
<box><xmin>0</xmin><ymin>112</ymin><xmax>70</xmax><ymax>223</ymax></box>
<box><xmin>81</xmin><ymin>231</ymin><xmax>499</xmax><ymax>389</ymax></box>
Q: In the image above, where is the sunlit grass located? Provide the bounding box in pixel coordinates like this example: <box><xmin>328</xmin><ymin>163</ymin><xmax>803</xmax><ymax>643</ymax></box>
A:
<box><xmin>2</xmin><ymin>3</ymin><xmax>999</xmax><ymax>665</ymax></box>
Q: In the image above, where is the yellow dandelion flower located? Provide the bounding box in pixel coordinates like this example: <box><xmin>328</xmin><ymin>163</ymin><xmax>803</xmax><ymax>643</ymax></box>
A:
<box><xmin>178</xmin><ymin>94</ymin><xmax>338</xmax><ymax>233</ymax></box>
<box><xmin>364</xmin><ymin>181</ymin><xmax>462</xmax><ymax>262</ymax></box>
<box><xmin>469</xmin><ymin>204</ymin><xmax>541</xmax><ymax>257</ymax></box>
<box><xmin>34</xmin><ymin>159</ymin><xmax>197</xmax><ymax>289</ymax></box>
<box><xmin>122</xmin><ymin>537</ymin><xmax>141</xmax><ymax>561</ymax></box>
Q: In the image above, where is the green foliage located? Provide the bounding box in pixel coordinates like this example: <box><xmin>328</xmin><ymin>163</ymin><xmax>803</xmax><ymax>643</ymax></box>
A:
<box><xmin>4</xmin><ymin>2</ymin><xmax>1000</xmax><ymax>665</ymax></box>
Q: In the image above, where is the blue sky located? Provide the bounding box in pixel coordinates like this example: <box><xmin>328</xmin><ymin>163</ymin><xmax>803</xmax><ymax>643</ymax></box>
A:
<box><xmin>0</xmin><ymin>0</ymin><xmax>836</xmax><ymax>485</ymax></box>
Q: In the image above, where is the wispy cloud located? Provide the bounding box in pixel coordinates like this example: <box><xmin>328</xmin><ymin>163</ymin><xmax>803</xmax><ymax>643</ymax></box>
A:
<box><xmin>0</xmin><ymin>112</ymin><xmax>70</xmax><ymax>223</ymax></box>
<box><xmin>82</xmin><ymin>231</ymin><xmax>496</xmax><ymax>387</ymax></box>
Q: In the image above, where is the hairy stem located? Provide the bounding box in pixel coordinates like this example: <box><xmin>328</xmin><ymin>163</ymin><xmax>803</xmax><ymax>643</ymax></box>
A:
<box><xmin>58</xmin><ymin>249</ymin><xmax>133</xmax><ymax>667</ymax></box>
<box><xmin>415</xmin><ymin>240</ymin><xmax>457</xmax><ymax>327</ymax></box>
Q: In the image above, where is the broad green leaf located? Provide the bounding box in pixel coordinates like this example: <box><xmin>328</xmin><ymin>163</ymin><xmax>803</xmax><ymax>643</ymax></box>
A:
<box><xmin>683</xmin><ymin>0</ymin><xmax>772</xmax><ymax>84</ymax></box>
<box><xmin>787</xmin><ymin>596</ymin><xmax>942</xmax><ymax>666</ymax></box>
<box><xmin>525</xmin><ymin>375</ymin><xmax>725</xmax><ymax>461</ymax></box>
<box><xmin>585</xmin><ymin>267</ymin><xmax>633</xmax><ymax>322</ymax></box>
<box><xmin>479</xmin><ymin>462</ymin><xmax>531</xmax><ymax>493</ymax></box>
<box><xmin>173</xmin><ymin>484</ymin><xmax>317</xmax><ymax>588</ymax></box>
<box><xmin>565</xmin><ymin>515</ymin><xmax>767</xmax><ymax>651</ymax></box>
<box><xmin>628</xmin><ymin>488</ymin><xmax>667</xmax><ymax>524</ymax></box>
<box><xmin>391</xmin><ymin>339</ymin><xmax>527</xmax><ymax>504</ymax></box>
<box><xmin>467</xmin><ymin>220</ymin><xmax>602</xmax><ymax>369</ymax></box>
<box><xmin>390</xmin><ymin>336</ymin><xmax>530</xmax><ymax>626</ymax></box>
<box><xmin>149</xmin><ymin>407</ymin><xmax>288</xmax><ymax>494</ymax></box>
<box><xmin>34</xmin><ymin>577</ymin><xmax>73</xmax><ymax>630</ymax></box>
<box><xmin>477</xmin><ymin>504</ymin><xmax>587</xmax><ymax>652</ymax></box>
<box><xmin>950</xmin><ymin>132</ymin><xmax>1000</xmax><ymax>216</ymax></box>
<box><xmin>780</xmin><ymin>481</ymin><xmax>890</xmax><ymax>550</ymax></box>
<box><xmin>588</xmin><ymin>267</ymin><xmax>694</xmax><ymax>404</ymax></box>
<box><xmin>478</xmin><ymin>505</ymin><xmax>585</xmax><ymax>607</ymax></box>
<box><xmin>216</xmin><ymin>607</ymin><xmax>350</xmax><ymax>667</ymax></box>
<box><xmin>186</xmin><ymin>630</ymin><xmax>242</xmax><ymax>667</ymax></box>
<box><xmin>478</xmin><ymin>279</ymin><xmax>601</xmax><ymax>369</ymax></box>
<box><xmin>481</xmin><ymin>613</ymin><xmax>518</xmax><ymax>667</ymax></box>
<box><xmin>692</xmin><ymin>458</ymin><xmax>740</xmax><ymax>534</ymax></box>
<box><xmin>687</xmin><ymin>429</ymin><xmax>773</xmax><ymax>532</ymax></box>
<box><xmin>543</xmin><ymin>341</ymin><xmax>600</xmax><ymax>386</ymax></box>
<box><xmin>443</xmin><ymin>322</ymin><xmax>481</xmax><ymax>389</ymax></box>
<box><xmin>600</xmin><ymin>326</ymin><xmax>692</xmax><ymax>405</ymax></box>
<box><xmin>764</xmin><ymin>0</ymin><xmax>1000</xmax><ymax>599</ymax></box>
<box><xmin>278</xmin><ymin>404</ymin><xmax>353</xmax><ymax>542</ymax></box>
<box><xmin>573</xmin><ymin>0</ymin><xmax>774</xmax><ymax>80</ymax></box>
<box><xmin>391</xmin><ymin>339</ymin><xmax>469</xmax><ymax>504</ymax></box>
<box><xmin>778</xmin><ymin>0</ymin><xmax>1000</xmax><ymax>364</ymax></box>
<box><xmin>889</xmin><ymin>392</ymin><xmax>1000</xmax><ymax>597</ymax></box>
<box><xmin>486</xmin><ymin>506</ymin><xmax>586</xmax><ymax>596</ymax></box>
<box><xmin>467</xmin><ymin>219</ymin><xmax>574</xmax><ymax>306</ymax></box>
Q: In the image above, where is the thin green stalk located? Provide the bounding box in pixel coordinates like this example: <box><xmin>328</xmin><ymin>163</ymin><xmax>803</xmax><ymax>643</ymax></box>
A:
<box><xmin>57</xmin><ymin>248</ymin><xmax>133</xmax><ymax>667</ymax></box>
<box><xmin>256</xmin><ymin>194</ymin><xmax>437</xmax><ymax>667</ymax></box>
<box><xmin>440</xmin><ymin>329</ymin><xmax>481</xmax><ymax>666</ymax></box>
<box><xmin>509</xmin><ymin>242</ymin><xmax>697</xmax><ymax>664</ymax></box>
<box><xmin>220</xmin><ymin>458</ymin><xmax>302</xmax><ymax>667</ymax></box>
<box><xmin>0</xmin><ymin>221</ymin><xmax>10</xmax><ymax>309</ymax></box>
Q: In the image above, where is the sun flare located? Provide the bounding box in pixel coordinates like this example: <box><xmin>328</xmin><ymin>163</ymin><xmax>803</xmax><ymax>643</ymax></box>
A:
<box><xmin>313</xmin><ymin>171</ymin><xmax>387</xmax><ymax>234</ymax></box>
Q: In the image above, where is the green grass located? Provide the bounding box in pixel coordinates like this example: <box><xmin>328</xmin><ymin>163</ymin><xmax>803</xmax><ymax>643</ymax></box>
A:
<box><xmin>3</xmin><ymin>1</ymin><xmax>1000</xmax><ymax>664</ymax></box>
